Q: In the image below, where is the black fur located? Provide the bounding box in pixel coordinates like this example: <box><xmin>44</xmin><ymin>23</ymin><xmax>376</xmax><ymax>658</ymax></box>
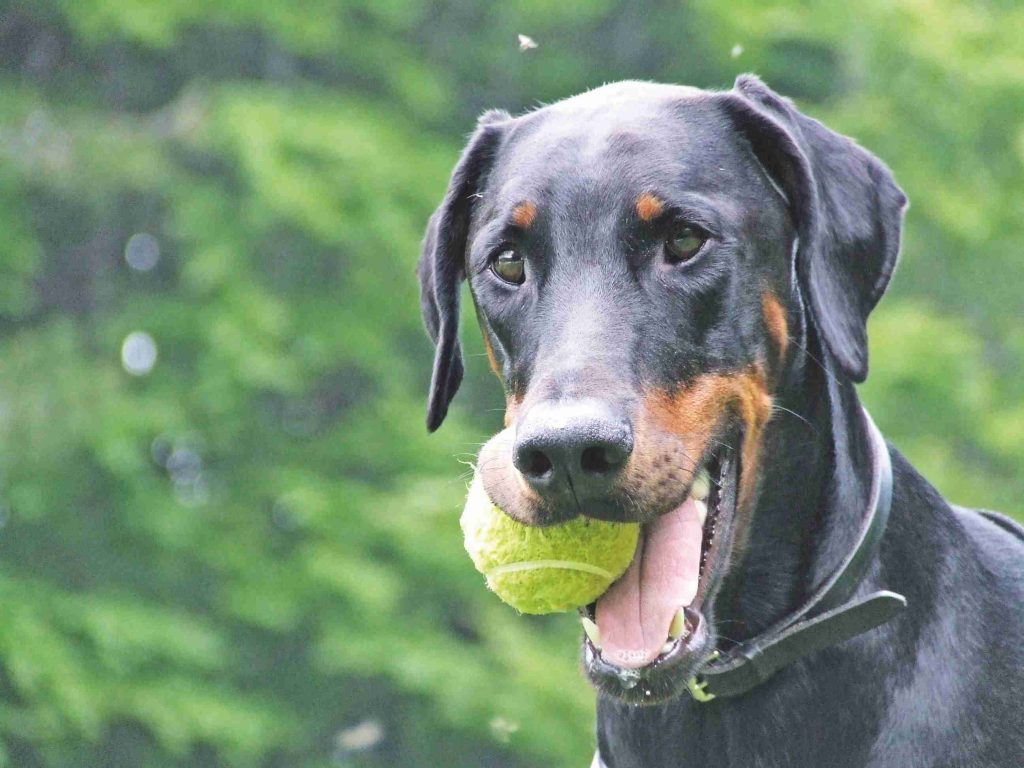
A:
<box><xmin>419</xmin><ymin>76</ymin><xmax>1024</xmax><ymax>766</ymax></box>
<box><xmin>724</xmin><ymin>75</ymin><xmax>907</xmax><ymax>382</ymax></box>
<box><xmin>419</xmin><ymin>111</ymin><xmax>509</xmax><ymax>431</ymax></box>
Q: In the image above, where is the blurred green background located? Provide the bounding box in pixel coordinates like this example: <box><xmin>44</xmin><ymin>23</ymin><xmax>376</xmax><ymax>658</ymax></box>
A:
<box><xmin>0</xmin><ymin>1</ymin><xmax>1021</xmax><ymax>766</ymax></box>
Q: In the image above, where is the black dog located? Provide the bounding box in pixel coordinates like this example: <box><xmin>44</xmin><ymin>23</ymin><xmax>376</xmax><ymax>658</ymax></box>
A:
<box><xmin>419</xmin><ymin>76</ymin><xmax>1024</xmax><ymax>767</ymax></box>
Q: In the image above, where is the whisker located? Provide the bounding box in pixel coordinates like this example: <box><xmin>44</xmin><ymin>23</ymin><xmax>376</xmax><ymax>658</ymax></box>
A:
<box><xmin>788</xmin><ymin>335</ymin><xmax>839</xmax><ymax>385</ymax></box>
<box><xmin>770</xmin><ymin>404</ymin><xmax>817</xmax><ymax>434</ymax></box>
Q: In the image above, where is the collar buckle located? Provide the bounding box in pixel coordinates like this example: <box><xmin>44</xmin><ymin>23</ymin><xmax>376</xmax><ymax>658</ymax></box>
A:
<box><xmin>686</xmin><ymin>650</ymin><xmax>720</xmax><ymax>703</ymax></box>
<box><xmin>686</xmin><ymin>675</ymin><xmax>716</xmax><ymax>703</ymax></box>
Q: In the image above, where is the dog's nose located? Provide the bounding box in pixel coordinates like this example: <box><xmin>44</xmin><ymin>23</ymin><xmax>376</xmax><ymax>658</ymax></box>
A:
<box><xmin>513</xmin><ymin>400</ymin><xmax>633</xmax><ymax>501</ymax></box>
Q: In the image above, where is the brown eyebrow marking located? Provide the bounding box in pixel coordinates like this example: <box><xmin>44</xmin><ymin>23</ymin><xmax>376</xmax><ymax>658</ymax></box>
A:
<box><xmin>761</xmin><ymin>290</ymin><xmax>790</xmax><ymax>362</ymax></box>
<box><xmin>511</xmin><ymin>200</ymin><xmax>538</xmax><ymax>229</ymax></box>
<box><xmin>635</xmin><ymin>193</ymin><xmax>664</xmax><ymax>222</ymax></box>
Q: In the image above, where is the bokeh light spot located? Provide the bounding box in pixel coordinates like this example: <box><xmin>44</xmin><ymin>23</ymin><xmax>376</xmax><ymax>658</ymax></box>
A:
<box><xmin>121</xmin><ymin>331</ymin><xmax>158</xmax><ymax>376</ymax></box>
<box><xmin>125</xmin><ymin>232</ymin><xmax>161</xmax><ymax>272</ymax></box>
<box><xmin>335</xmin><ymin>719</ymin><xmax>384</xmax><ymax>757</ymax></box>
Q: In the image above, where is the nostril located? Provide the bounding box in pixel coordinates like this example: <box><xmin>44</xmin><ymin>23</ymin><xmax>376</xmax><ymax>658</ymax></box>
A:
<box><xmin>513</xmin><ymin>403</ymin><xmax>632</xmax><ymax>490</ymax></box>
<box><xmin>521</xmin><ymin>448</ymin><xmax>554</xmax><ymax>479</ymax></box>
<box><xmin>581</xmin><ymin>445</ymin><xmax>622</xmax><ymax>475</ymax></box>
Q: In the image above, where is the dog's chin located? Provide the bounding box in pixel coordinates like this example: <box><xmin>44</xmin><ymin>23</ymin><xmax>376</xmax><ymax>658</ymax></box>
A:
<box><xmin>582</xmin><ymin>444</ymin><xmax>741</xmax><ymax>706</ymax></box>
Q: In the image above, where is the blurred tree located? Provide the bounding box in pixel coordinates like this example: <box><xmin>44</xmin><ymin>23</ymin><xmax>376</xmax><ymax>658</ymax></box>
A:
<box><xmin>0</xmin><ymin>1</ymin><xmax>1020</xmax><ymax>766</ymax></box>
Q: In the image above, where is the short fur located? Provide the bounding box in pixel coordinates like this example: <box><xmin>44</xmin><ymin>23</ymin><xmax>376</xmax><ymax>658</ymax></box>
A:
<box><xmin>418</xmin><ymin>76</ymin><xmax>1024</xmax><ymax>766</ymax></box>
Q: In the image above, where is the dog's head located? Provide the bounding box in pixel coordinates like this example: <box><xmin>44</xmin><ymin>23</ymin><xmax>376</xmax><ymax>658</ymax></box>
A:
<box><xmin>419</xmin><ymin>75</ymin><xmax>906</xmax><ymax>703</ymax></box>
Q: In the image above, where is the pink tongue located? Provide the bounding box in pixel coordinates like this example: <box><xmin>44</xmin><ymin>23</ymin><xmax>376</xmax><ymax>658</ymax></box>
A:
<box><xmin>595</xmin><ymin>498</ymin><xmax>704</xmax><ymax>668</ymax></box>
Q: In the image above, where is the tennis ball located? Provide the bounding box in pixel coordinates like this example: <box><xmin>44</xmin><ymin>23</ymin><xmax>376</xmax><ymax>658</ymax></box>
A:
<box><xmin>461</xmin><ymin>473</ymin><xmax>640</xmax><ymax>614</ymax></box>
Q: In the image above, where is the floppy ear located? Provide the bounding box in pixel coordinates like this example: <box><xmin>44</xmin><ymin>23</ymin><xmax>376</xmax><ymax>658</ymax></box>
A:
<box><xmin>722</xmin><ymin>74</ymin><xmax>908</xmax><ymax>382</ymax></box>
<box><xmin>418</xmin><ymin>110</ymin><xmax>509</xmax><ymax>431</ymax></box>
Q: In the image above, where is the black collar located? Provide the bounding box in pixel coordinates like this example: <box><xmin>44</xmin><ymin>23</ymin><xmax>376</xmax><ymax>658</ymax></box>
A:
<box><xmin>685</xmin><ymin>408</ymin><xmax>906</xmax><ymax>702</ymax></box>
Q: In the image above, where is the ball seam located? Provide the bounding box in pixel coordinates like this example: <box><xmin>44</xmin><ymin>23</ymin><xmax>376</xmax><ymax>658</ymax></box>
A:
<box><xmin>485</xmin><ymin>559</ymin><xmax>615</xmax><ymax>580</ymax></box>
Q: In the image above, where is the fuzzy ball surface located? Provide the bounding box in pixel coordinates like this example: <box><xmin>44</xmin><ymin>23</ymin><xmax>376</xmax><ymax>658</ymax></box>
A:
<box><xmin>461</xmin><ymin>473</ymin><xmax>640</xmax><ymax>614</ymax></box>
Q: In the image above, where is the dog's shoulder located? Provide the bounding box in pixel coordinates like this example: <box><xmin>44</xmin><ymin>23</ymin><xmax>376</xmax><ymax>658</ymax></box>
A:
<box><xmin>873</xmin><ymin>458</ymin><xmax>1024</xmax><ymax>765</ymax></box>
<box><xmin>952</xmin><ymin>505</ymin><xmax>1024</xmax><ymax>589</ymax></box>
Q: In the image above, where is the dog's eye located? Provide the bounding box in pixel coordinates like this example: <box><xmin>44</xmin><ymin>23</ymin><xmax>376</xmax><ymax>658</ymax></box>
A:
<box><xmin>491</xmin><ymin>249</ymin><xmax>525</xmax><ymax>285</ymax></box>
<box><xmin>664</xmin><ymin>226</ymin><xmax>708</xmax><ymax>264</ymax></box>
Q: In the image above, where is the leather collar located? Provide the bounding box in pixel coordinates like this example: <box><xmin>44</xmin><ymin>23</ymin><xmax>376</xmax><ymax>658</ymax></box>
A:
<box><xmin>685</xmin><ymin>408</ymin><xmax>906</xmax><ymax>702</ymax></box>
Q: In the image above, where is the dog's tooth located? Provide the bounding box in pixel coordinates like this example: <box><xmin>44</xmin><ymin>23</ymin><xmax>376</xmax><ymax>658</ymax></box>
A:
<box><xmin>661</xmin><ymin>640</ymin><xmax>675</xmax><ymax>656</ymax></box>
<box><xmin>668</xmin><ymin>607</ymin><xmax>688</xmax><ymax>640</ymax></box>
<box><xmin>690</xmin><ymin>469</ymin><xmax>711</xmax><ymax>501</ymax></box>
<box><xmin>581</xmin><ymin>616</ymin><xmax>602</xmax><ymax>649</ymax></box>
<box><xmin>693</xmin><ymin>499</ymin><xmax>708</xmax><ymax>527</ymax></box>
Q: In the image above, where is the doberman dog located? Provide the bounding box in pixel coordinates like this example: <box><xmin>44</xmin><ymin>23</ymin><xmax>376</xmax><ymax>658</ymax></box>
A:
<box><xmin>418</xmin><ymin>75</ymin><xmax>1024</xmax><ymax>767</ymax></box>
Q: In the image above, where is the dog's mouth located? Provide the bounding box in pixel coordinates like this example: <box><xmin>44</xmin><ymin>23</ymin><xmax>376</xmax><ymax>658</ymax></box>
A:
<box><xmin>582</xmin><ymin>442</ymin><xmax>740</xmax><ymax>704</ymax></box>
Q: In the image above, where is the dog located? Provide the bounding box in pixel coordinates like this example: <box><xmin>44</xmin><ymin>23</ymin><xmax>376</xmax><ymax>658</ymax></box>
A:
<box><xmin>418</xmin><ymin>75</ymin><xmax>1024</xmax><ymax>767</ymax></box>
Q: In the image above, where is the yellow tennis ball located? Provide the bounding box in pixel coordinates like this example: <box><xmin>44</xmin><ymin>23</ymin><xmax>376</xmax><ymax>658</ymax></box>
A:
<box><xmin>461</xmin><ymin>473</ymin><xmax>640</xmax><ymax>614</ymax></box>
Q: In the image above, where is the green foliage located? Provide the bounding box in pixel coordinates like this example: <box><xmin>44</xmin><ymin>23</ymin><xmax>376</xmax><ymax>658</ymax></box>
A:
<box><xmin>0</xmin><ymin>1</ymin><xmax>1020</xmax><ymax>766</ymax></box>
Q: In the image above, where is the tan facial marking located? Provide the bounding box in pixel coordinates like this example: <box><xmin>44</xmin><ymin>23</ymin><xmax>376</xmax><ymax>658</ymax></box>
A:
<box><xmin>477</xmin><ymin>426</ymin><xmax>544</xmax><ymax>524</ymax></box>
<box><xmin>481</xmin><ymin>334</ymin><xmax>501</xmax><ymax>379</ymax></box>
<box><xmin>644</xmin><ymin>367</ymin><xmax>773</xmax><ymax>512</ymax></box>
<box><xmin>511</xmin><ymin>200</ymin><xmax>538</xmax><ymax>229</ymax></box>
<box><xmin>503</xmin><ymin>392</ymin><xmax>522</xmax><ymax>428</ymax></box>
<box><xmin>635</xmin><ymin>193</ymin><xmax>664</xmax><ymax>222</ymax></box>
<box><xmin>761</xmin><ymin>291</ymin><xmax>789</xmax><ymax>361</ymax></box>
<box><xmin>475</xmin><ymin>330</ymin><xmax>518</xmax><ymax>427</ymax></box>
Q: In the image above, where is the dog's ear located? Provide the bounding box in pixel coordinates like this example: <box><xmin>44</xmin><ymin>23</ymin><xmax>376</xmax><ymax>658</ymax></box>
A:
<box><xmin>418</xmin><ymin>110</ymin><xmax>509</xmax><ymax>431</ymax></box>
<box><xmin>723</xmin><ymin>74</ymin><xmax>908</xmax><ymax>382</ymax></box>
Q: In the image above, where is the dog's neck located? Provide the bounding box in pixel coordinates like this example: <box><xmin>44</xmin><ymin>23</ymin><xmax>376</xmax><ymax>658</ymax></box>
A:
<box><xmin>594</xmin><ymin>341</ymin><xmax>903</xmax><ymax>764</ymax></box>
<box><xmin>713</xmin><ymin>333</ymin><xmax>875</xmax><ymax>641</ymax></box>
